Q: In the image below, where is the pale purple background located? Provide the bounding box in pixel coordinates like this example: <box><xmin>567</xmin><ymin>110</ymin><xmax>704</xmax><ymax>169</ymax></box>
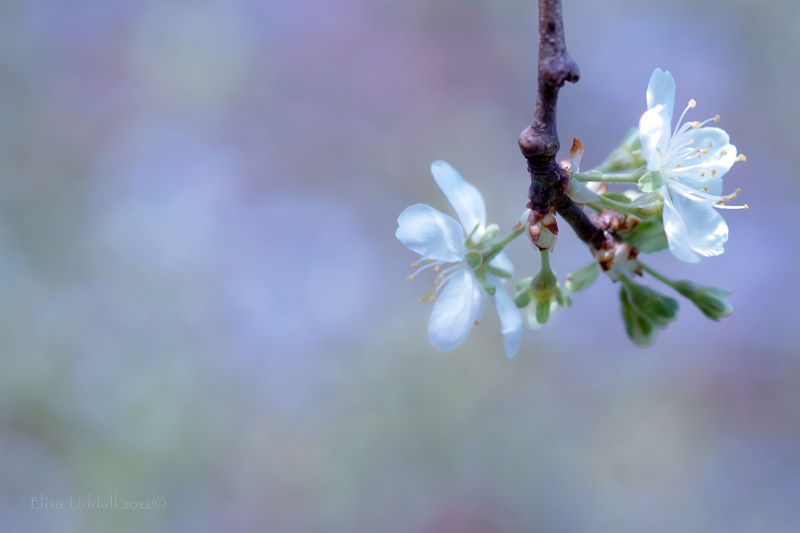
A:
<box><xmin>1</xmin><ymin>1</ymin><xmax>798</xmax><ymax>532</ymax></box>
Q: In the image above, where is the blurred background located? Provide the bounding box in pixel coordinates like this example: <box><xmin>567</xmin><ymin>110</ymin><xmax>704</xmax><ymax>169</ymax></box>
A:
<box><xmin>1</xmin><ymin>0</ymin><xmax>798</xmax><ymax>531</ymax></box>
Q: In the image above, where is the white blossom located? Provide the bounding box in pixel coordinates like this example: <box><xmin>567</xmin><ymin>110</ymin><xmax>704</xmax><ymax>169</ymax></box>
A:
<box><xmin>638</xmin><ymin>68</ymin><xmax>747</xmax><ymax>263</ymax></box>
<box><xmin>396</xmin><ymin>161</ymin><xmax>522</xmax><ymax>358</ymax></box>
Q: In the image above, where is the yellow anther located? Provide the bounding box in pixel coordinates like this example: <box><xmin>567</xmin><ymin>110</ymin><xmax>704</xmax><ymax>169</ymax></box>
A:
<box><xmin>690</xmin><ymin>139</ymin><xmax>695</xmax><ymax>145</ymax></box>
<box><xmin>714</xmin><ymin>115</ymin><xmax>720</xmax><ymax>122</ymax></box>
<box><xmin>700</xmin><ymin>173</ymin><xmax>706</xmax><ymax>177</ymax></box>
<box><xmin>736</xmin><ymin>188</ymin><xmax>742</xmax><ymax>194</ymax></box>
<box><xmin>418</xmin><ymin>296</ymin><xmax>426</xmax><ymax>302</ymax></box>
<box><xmin>407</xmin><ymin>275</ymin><xmax>415</xmax><ymax>281</ymax></box>
<box><xmin>688</xmin><ymin>99</ymin><xmax>697</xmax><ymax>108</ymax></box>
<box><xmin>736</xmin><ymin>154</ymin><xmax>747</xmax><ymax>162</ymax></box>
<box><xmin>743</xmin><ymin>204</ymin><xmax>749</xmax><ymax>210</ymax></box>
<box><xmin>427</xmin><ymin>258</ymin><xmax>436</xmax><ymax>262</ymax></box>
<box><xmin>711</xmin><ymin>169</ymin><xmax>717</xmax><ymax>177</ymax></box>
<box><xmin>411</xmin><ymin>262</ymin><xmax>419</xmax><ymax>269</ymax></box>
<box><xmin>434</xmin><ymin>264</ymin><xmax>440</xmax><ymax>272</ymax></box>
<box><xmin>702</xmin><ymin>149</ymin><xmax>708</xmax><ymax>154</ymax></box>
<box><xmin>433</xmin><ymin>279</ymin><xmax>439</xmax><ymax>285</ymax></box>
<box><xmin>692</xmin><ymin>121</ymin><xmax>701</xmax><ymax>129</ymax></box>
<box><xmin>720</xmin><ymin>151</ymin><xmax>728</xmax><ymax>156</ymax></box>
<box><xmin>703</xmin><ymin>186</ymin><xmax>708</xmax><ymax>191</ymax></box>
<box><xmin>697</xmin><ymin>153</ymin><xmax>702</xmax><ymax>158</ymax></box>
<box><xmin>429</xmin><ymin>295</ymin><xmax>437</xmax><ymax>302</ymax></box>
<box><xmin>722</xmin><ymin>196</ymin><xmax>729</xmax><ymax>202</ymax></box>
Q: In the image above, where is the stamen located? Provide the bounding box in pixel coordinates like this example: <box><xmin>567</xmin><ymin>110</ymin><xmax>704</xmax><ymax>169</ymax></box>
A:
<box><xmin>674</xmin><ymin>101</ymin><xmax>696</xmax><ymax>136</ymax></box>
<box><xmin>689</xmin><ymin>139</ymin><xmax>695</xmax><ymax>145</ymax></box>
<box><xmin>711</xmin><ymin>169</ymin><xmax>717</xmax><ymax>177</ymax></box>
<box><xmin>736</xmin><ymin>154</ymin><xmax>747</xmax><ymax>162</ymax></box>
<box><xmin>702</xmin><ymin>149</ymin><xmax>708</xmax><ymax>154</ymax></box>
<box><xmin>692</xmin><ymin>121</ymin><xmax>701</xmax><ymax>129</ymax></box>
<box><xmin>700</xmin><ymin>173</ymin><xmax>705</xmax><ymax>177</ymax></box>
<box><xmin>719</xmin><ymin>151</ymin><xmax>728</xmax><ymax>156</ymax></box>
<box><xmin>434</xmin><ymin>264</ymin><xmax>440</xmax><ymax>272</ymax></box>
<box><xmin>411</xmin><ymin>263</ymin><xmax>419</xmax><ymax>269</ymax></box>
<box><xmin>743</xmin><ymin>204</ymin><xmax>749</xmax><ymax>210</ymax></box>
<box><xmin>407</xmin><ymin>275</ymin><xmax>415</xmax><ymax>281</ymax></box>
<box><xmin>714</xmin><ymin>114</ymin><xmax>720</xmax><ymax>121</ymax></box>
<box><xmin>703</xmin><ymin>186</ymin><xmax>708</xmax><ymax>191</ymax></box>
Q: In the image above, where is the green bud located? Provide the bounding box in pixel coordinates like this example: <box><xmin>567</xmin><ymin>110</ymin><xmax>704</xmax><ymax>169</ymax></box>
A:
<box><xmin>672</xmin><ymin>280</ymin><xmax>733</xmax><ymax>321</ymax></box>
<box><xmin>623</xmin><ymin>219</ymin><xmax>669</xmax><ymax>253</ymax></box>
<box><xmin>620</xmin><ymin>287</ymin><xmax>657</xmax><ymax>348</ymax></box>
<box><xmin>637</xmin><ymin>171</ymin><xmax>664</xmax><ymax>193</ymax></box>
<box><xmin>565</xmin><ymin>262</ymin><xmax>600</xmax><ymax>293</ymax></box>
<box><xmin>594</xmin><ymin>128</ymin><xmax>646</xmax><ymax>173</ymax></box>
<box><xmin>623</xmin><ymin>279</ymin><xmax>679</xmax><ymax>327</ymax></box>
<box><xmin>465</xmin><ymin>250</ymin><xmax>483</xmax><ymax>269</ymax></box>
<box><xmin>618</xmin><ymin>278</ymin><xmax>679</xmax><ymax>348</ymax></box>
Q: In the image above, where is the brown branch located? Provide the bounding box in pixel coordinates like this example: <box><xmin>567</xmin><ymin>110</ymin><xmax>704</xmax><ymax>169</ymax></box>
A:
<box><xmin>519</xmin><ymin>0</ymin><xmax>608</xmax><ymax>252</ymax></box>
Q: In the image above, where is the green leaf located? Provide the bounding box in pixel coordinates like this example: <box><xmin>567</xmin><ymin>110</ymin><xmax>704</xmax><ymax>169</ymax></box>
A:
<box><xmin>514</xmin><ymin>290</ymin><xmax>531</xmax><ymax>309</ymax></box>
<box><xmin>475</xmin><ymin>272</ymin><xmax>496</xmax><ymax>296</ymax></box>
<box><xmin>624</xmin><ymin>219</ymin><xmax>669</xmax><ymax>253</ymax></box>
<box><xmin>565</xmin><ymin>262</ymin><xmax>600</xmax><ymax>293</ymax></box>
<box><xmin>594</xmin><ymin>128</ymin><xmax>646</xmax><ymax>173</ymax></box>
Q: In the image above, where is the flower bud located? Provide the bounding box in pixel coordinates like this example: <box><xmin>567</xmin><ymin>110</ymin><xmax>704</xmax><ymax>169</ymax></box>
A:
<box><xmin>619</xmin><ymin>279</ymin><xmax>679</xmax><ymax>348</ymax></box>
<box><xmin>672</xmin><ymin>280</ymin><xmax>733</xmax><ymax>321</ymax></box>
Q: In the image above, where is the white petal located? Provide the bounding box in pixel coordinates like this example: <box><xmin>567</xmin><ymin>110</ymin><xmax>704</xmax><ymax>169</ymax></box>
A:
<box><xmin>396</xmin><ymin>204</ymin><xmax>466</xmax><ymax>261</ymax></box>
<box><xmin>487</xmin><ymin>274</ymin><xmax>523</xmax><ymax>359</ymax></box>
<box><xmin>488</xmin><ymin>251</ymin><xmax>515</xmax><ymax>276</ymax></box>
<box><xmin>430</xmin><ymin>160</ymin><xmax>486</xmax><ymax>237</ymax></box>
<box><xmin>428</xmin><ymin>269</ymin><xmax>484</xmax><ymax>351</ymax></box>
<box><xmin>646</xmin><ymin>68</ymin><xmax>676</xmax><ymax>120</ymax></box>
<box><xmin>662</xmin><ymin>187</ymin><xmax>728</xmax><ymax>263</ymax></box>
<box><xmin>639</xmin><ymin>106</ymin><xmax>672</xmax><ymax>171</ymax></box>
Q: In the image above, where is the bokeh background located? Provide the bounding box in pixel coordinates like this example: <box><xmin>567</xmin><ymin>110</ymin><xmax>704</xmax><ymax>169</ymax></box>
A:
<box><xmin>1</xmin><ymin>0</ymin><xmax>798</xmax><ymax>532</ymax></box>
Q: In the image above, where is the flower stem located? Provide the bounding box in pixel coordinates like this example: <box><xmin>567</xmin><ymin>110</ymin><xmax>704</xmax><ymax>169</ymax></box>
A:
<box><xmin>638</xmin><ymin>261</ymin><xmax>676</xmax><ymax>289</ymax></box>
<box><xmin>483</xmin><ymin>226</ymin><xmax>526</xmax><ymax>262</ymax></box>
<box><xmin>573</xmin><ymin>165</ymin><xmax>648</xmax><ymax>183</ymax></box>
<box><xmin>587</xmin><ymin>195</ymin><xmax>657</xmax><ymax>219</ymax></box>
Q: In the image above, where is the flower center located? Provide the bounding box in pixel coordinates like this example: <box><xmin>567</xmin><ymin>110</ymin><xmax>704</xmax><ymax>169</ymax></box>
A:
<box><xmin>665</xmin><ymin>99</ymin><xmax>749</xmax><ymax>211</ymax></box>
<box><xmin>406</xmin><ymin>258</ymin><xmax>469</xmax><ymax>302</ymax></box>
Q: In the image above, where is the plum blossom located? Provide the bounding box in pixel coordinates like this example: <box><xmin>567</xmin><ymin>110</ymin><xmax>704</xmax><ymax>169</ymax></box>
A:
<box><xmin>396</xmin><ymin>161</ymin><xmax>523</xmax><ymax>358</ymax></box>
<box><xmin>638</xmin><ymin>68</ymin><xmax>747</xmax><ymax>263</ymax></box>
